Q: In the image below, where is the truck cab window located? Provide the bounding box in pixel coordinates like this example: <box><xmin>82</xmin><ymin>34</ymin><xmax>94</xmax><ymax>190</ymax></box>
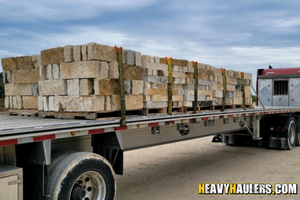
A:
<box><xmin>274</xmin><ymin>80</ymin><xmax>288</xmax><ymax>95</ymax></box>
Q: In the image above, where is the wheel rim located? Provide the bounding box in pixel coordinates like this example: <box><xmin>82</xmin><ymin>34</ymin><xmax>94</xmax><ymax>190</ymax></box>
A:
<box><xmin>289</xmin><ymin>123</ymin><xmax>296</xmax><ymax>145</ymax></box>
<box><xmin>70</xmin><ymin>171</ymin><xmax>106</xmax><ymax>200</ymax></box>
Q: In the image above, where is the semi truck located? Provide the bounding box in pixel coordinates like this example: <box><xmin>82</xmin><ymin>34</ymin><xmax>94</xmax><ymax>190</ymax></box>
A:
<box><xmin>0</xmin><ymin>67</ymin><xmax>300</xmax><ymax>200</ymax></box>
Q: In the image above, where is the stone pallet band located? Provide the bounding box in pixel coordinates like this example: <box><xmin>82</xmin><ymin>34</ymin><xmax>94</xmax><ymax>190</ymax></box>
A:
<box><xmin>115</xmin><ymin>46</ymin><xmax>126</xmax><ymax>126</ymax></box>
<box><xmin>222</xmin><ymin>68</ymin><xmax>227</xmax><ymax>111</ymax></box>
<box><xmin>166</xmin><ymin>57</ymin><xmax>173</xmax><ymax>116</ymax></box>
<box><xmin>241</xmin><ymin>72</ymin><xmax>246</xmax><ymax>110</ymax></box>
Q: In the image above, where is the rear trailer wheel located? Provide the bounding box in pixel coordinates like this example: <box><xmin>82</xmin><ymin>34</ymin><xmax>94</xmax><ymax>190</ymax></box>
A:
<box><xmin>286</xmin><ymin>118</ymin><xmax>296</xmax><ymax>150</ymax></box>
<box><xmin>47</xmin><ymin>152</ymin><xmax>116</xmax><ymax>200</ymax></box>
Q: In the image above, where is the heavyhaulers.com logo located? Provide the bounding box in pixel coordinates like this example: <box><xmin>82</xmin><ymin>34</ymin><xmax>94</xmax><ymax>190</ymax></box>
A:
<box><xmin>199</xmin><ymin>183</ymin><xmax>298</xmax><ymax>195</ymax></box>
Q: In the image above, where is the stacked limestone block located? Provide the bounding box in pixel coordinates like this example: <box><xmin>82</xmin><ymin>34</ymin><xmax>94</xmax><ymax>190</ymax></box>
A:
<box><xmin>183</xmin><ymin>63</ymin><xmax>215</xmax><ymax>108</ymax></box>
<box><xmin>141</xmin><ymin>57</ymin><xmax>185</xmax><ymax>109</ymax></box>
<box><xmin>2</xmin><ymin>55</ymin><xmax>41</xmax><ymax>110</ymax></box>
<box><xmin>38</xmin><ymin>43</ymin><xmax>143</xmax><ymax>113</ymax></box>
<box><xmin>211</xmin><ymin>69</ymin><xmax>253</xmax><ymax>107</ymax></box>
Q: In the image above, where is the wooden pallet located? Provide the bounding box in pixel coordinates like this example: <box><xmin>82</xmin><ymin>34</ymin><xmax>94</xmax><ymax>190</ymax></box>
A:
<box><xmin>8</xmin><ymin>109</ymin><xmax>38</xmax><ymax>117</ymax></box>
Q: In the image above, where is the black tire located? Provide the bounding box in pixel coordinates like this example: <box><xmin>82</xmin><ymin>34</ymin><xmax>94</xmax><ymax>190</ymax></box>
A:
<box><xmin>47</xmin><ymin>152</ymin><xmax>116</xmax><ymax>200</ymax></box>
<box><xmin>295</xmin><ymin>118</ymin><xmax>300</xmax><ymax>146</ymax></box>
<box><xmin>286</xmin><ymin>117</ymin><xmax>296</xmax><ymax>150</ymax></box>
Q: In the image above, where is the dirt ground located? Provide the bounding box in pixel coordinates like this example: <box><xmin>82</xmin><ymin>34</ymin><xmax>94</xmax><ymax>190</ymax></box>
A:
<box><xmin>116</xmin><ymin>136</ymin><xmax>300</xmax><ymax>200</ymax></box>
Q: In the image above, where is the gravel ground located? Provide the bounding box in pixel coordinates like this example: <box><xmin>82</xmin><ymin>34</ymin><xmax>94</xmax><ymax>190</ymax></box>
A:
<box><xmin>116</xmin><ymin>136</ymin><xmax>300</xmax><ymax>200</ymax></box>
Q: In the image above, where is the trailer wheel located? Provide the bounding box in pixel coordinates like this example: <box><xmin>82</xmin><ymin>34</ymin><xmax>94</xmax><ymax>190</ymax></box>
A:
<box><xmin>286</xmin><ymin>118</ymin><xmax>296</xmax><ymax>150</ymax></box>
<box><xmin>47</xmin><ymin>152</ymin><xmax>116</xmax><ymax>200</ymax></box>
<box><xmin>295</xmin><ymin>118</ymin><xmax>300</xmax><ymax>146</ymax></box>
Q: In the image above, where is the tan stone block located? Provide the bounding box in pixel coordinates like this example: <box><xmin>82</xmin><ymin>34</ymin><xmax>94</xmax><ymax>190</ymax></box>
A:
<box><xmin>245</xmin><ymin>86</ymin><xmax>252</xmax><ymax>97</ymax></box>
<box><xmin>226</xmin><ymin>77</ymin><xmax>237</xmax><ymax>85</ymax></box>
<box><xmin>67</xmin><ymin>79</ymin><xmax>80</xmax><ymax>96</ymax></box>
<box><xmin>64</xmin><ymin>45</ymin><xmax>73</xmax><ymax>62</ymax></box>
<box><xmin>135</xmin><ymin>51</ymin><xmax>142</xmax><ymax>67</ymax></box>
<box><xmin>81</xmin><ymin>45</ymin><xmax>88</xmax><ymax>61</ymax></box>
<box><xmin>198</xmin><ymin>90</ymin><xmax>213</xmax><ymax>96</ymax></box>
<box><xmin>144</xmin><ymin>88</ymin><xmax>178</xmax><ymax>95</ymax></box>
<box><xmin>183</xmin><ymin>101</ymin><xmax>192</xmax><ymax>107</ymax></box>
<box><xmin>108</xmin><ymin>61</ymin><xmax>119</xmax><ymax>79</ymax></box>
<box><xmin>32</xmin><ymin>55</ymin><xmax>42</xmax><ymax>69</ymax></box>
<box><xmin>87</xmin><ymin>43</ymin><xmax>117</xmax><ymax>62</ymax></box>
<box><xmin>46</xmin><ymin>64</ymin><xmax>53</xmax><ymax>80</ymax></box>
<box><xmin>234</xmin><ymin>71</ymin><xmax>241</xmax><ymax>79</ymax></box>
<box><xmin>59</xmin><ymin>95</ymin><xmax>104</xmax><ymax>112</ymax></box>
<box><xmin>5</xmin><ymin>96</ymin><xmax>10</xmax><ymax>108</ymax></box>
<box><xmin>142</xmin><ymin>55</ymin><xmax>151</xmax><ymax>63</ymax></box>
<box><xmin>12</xmin><ymin>96</ymin><xmax>22</xmax><ymax>109</ymax></box>
<box><xmin>22</xmin><ymin>96</ymin><xmax>38</xmax><ymax>109</ymax></box>
<box><xmin>39</xmin><ymin>66</ymin><xmax>46</xmax><ymax>80</ymax></box>
<box><xmin>100</xmin><ymin>62</ymin><xmax>109</xmax><ymax>78</ymax></box>
<box><xmin>52</xmin><ymin>64</ymin><xmax>60</xmax><ymax>79</ymax></box>
<box><xmin>2</xmin><ymin>56</ymin><xmax>34</xmax><ymax>71</ymax></box>
<box><xmin>60</xmin><ymin>61</ymin><xmax>100</xmax><ymax>79</ymax></box>
<box><xmin>80</xmin><ymin>79</ymin><xmax>94</xmax><ymax>95</ymax></box>
<box><xmin>151</xmin><ymin>82</ymin><xmax>167</xmax><ymax>89</ymax></box>
<box><xmin>151</xmin><ymin>95</ymin><xmax>183</xmax><ymax>102</ymax></box>
<box><xmin>226</xmin><ymin>84</ymin><xmax>236</xmax><ymax>91</ymax></box>
<box><xmin>172</xmin><ymin>71</ymin><xmax>185</xmax><ymax>78</ymax></box>
<box><xmin>41</xmin><ymin>47</ymin><xmax>64</xmax><ymax>66</ymax></box>
<box><xmin>244</xmin><ymin>73</ymin><xmax>252</xmax><ymax>80</ymax></box>
<box><xmin>1</xmin><ymin>57</ymin><xmax>18</xmax><ymax>71</ymax></box>
<box><xmin>42</xmin><ymin>96</ymin><xmax>48</xmax><ymax>111</ymax></box>
<box><xmin>213</xmin><ymin>90</ymin><xmax>223</xmax><ymax>98</ymax></box>
<box><xmin>5</xmin><ymin>83</ymin><xmax>32</xmax><ymax>95</ymax></box>
<box><xmin>73</xmin><ymin>45</ymin><xmax>82</xmax><ymax>62</ymax></box>
<box><xmin>143</xmin><ymin>95</ymin><xmax>151</xmax><ymax>102</ymax></box>
<box><xmin>6</xmin><ymin>71</ymin><xmax>13</xmax><ymax>83</ymax></box>
<box><xmin>13</xmin><ymin>69</ymin><xmax>39</xmax><ymax>83</ymax></box>
<box><xmin>233</xmin><ymin>98</ymin><xmax>243</xmax><ymax>105</ymax></box>
<box><xmin>124</xmin><ymin>65</ymin><xmax>142</xmax><ymax>80</ymax></box>
<box><xmin>126</xmin><ymin>95</ymin><xmax>143</xmax><ymax>110</ymax></box>
<box><xmin>142</xmin><ymin>62</ymin><xmax>168</xmax><ymax>75</ymax></box>
<box><xmin>95</xmin><ymin>79</ymin><xmax>120</xmax><ymax>95</ymax></box>
<box><xmin>38</xmin><ymin>96</ymin><xmax>43</xmax><ymax>110</ymax></box>
<box><xmin>131</xmin><ymin>80</ymin><xmax>143</xmax><ymax>95</ymax></box>
<box><xmin>38</xmin><ymin>80</ymin><xmax>67</xmax><ymax>95</ymax></box>
<box><xmin>105</xmin><ymin>96</ymin><xmax>111</xmax><ymax>111</ymax></box>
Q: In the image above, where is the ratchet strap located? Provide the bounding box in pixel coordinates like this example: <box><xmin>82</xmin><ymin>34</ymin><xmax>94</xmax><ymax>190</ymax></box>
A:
<box><xmin>241</xmin><ymin>72</ymin><xmax>246</xmax><ymax>110</ymax></box>
<box><xmin>166</xmin><ymin>57</ymin><xmax>173</xmax><ymax>115</ymax></box>
<box><xmin>193</xmin><ymin>61</ymin><xmax>198</xmax><ymax>114</ymax></box>
<box><xmin>221</xmin><ymin>68</ymin><xmax>227</xmax><ymax>111</ymax></box>
<box><xmin>115</xmin><ymin>46</ymin><xmax>126</xmax><ymax>126</ymax></box>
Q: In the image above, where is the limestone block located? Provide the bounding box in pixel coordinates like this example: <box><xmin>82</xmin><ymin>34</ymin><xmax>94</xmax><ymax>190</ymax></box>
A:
<box><xmin>108</xmin><ymin>61</ymin><xmax>119</xmax><ymax>79</ymax></box>
<box><xmin>124</xmin><ymin>80</ymin><xmax>131</xmax><ymax>95</ymax></box>
<box><xmin>226</xmin><ymin>84</ymin><xmax>236</xmax><ymax>91</ymax></box>
<box><xmin>172</xmin><ymin>71</ymin><xmax>185</xmax><ymax>78</ymax></box>
<box><xmin>105</xmin><ymin>96</ymin><xmax>111</xmax><ymax>111</ymax></box>
<box><xmin>213</xmin><ymin>90</ymin><xmax>223</xmax><ymax>98</ymax></box>
<box><xmin>183</xmin><ymin>95</ymin><xmax>206</xmax><ymax>101</ymax></box>
<box><xmin>52</xmin><ymin>64</ymin><xmax>60</xmax><ymax>79</ymax></box>
<box><xmin>131</xmin><ymin>80</ymin><xmax>143</xmax><ymax>95</ymax></box>
<box><xmin>5</xmin><ymin>83</ymin><xmax>33</xmax><ymax>96</ymax></box>
<box><xmin>144</xmin><ymin>82</ymin><xmax>151</xmax><ymax>89</ymax></box>
<box><xmin>226</xmin><ymin>91</ymin><xmax>236</xmax><ymax>98</ymax></box>
<box><xmin>198</xmin><ymin>90</ymin><xmax>213</xmax><ymax>96</ymax></box>
<box><xmin>244</xmin><ymin>73</ymin><xmax>252</xmax><ymax>80</ymax></box>
<box><xmin>32</xmin><ymin>55</ymin><xmax>42</xmax><ymax>69</ymax></box>
<box><xmin>144</xmin><ymin>101</ymin><xmax>168</xmax><ymax>108</ymax></box>
<box><xmin>124</xmin><ymin>65</ymin><xmax>142</xmax><ymax>80</ymax></box>
<box><xmin>48</xmin><ymin>96</ymin><xmax>61</xmax><ymax>111</ymax></box>
<box><xmin>59</xmin><ymin>95</ymin><xmax>104</xmax><ymax>112</ymax></box>
<box><xmin>38</xmin><ymin>96</ymin><xmax>43</xmax><ymax>110</ymax></box>
<box><xmin>151</xmin><ymin>95</ymin><xmax>183</xmax><ymax>102</ymax></box>
<box><xmin>151</xmin><ymin>82</ymin><xmax>167</xmax><ymax>89</ymax></box>
<box><xmin>64</xmin><ymin>45</ymin><xmax>74</xmax><ymax>62</ymax></box>
<box><xmin>9</xmin><ymin>96</ymin><xmax>13</xmax><ymax>109</ymax></box>
<box><xmin>141</xmin><ymin>55</ymin><xmax>151</xmax><ymax>63</ymax></box>
<box><xmin>46</xmin><ymin>64</ymin><xmax>53</xmax><ymax>80</ymax></box>
<box><xmin>135</xmin><ymin>51</ymin><xmax>142</xmax><ymax>66</ymax></box>
<box><xmin>2</xmin><ymin>71</ymin><xmax>7</xmax><ymax>84</ymax></box>
<box><xmin>173</xmin><ymin>101</ymin><xmax>183</xmax><ymax>107</ymax></box>
<box><xmin>87</xmin><ymin>43</ymin><xmax>117</xmax><ymax>62</ymax></box>
<box><xmin>245</xmin><ymin>86</ymin><xmax>252</xmax><ymax>97</ymax></box>
<box><xmin>183</xmin><ymin>101</ymin><xmax>192</xmax><ymax>107</ymax></box>
<box><xmin>39</xmin><ymin>66</ymin><xmax>46</xmax><ymax>80</ymax></box>
<box><xmin>5</xmin><ymin>96</ymin><xmax>10</xmax><ymax>108</ymax></box>
<box><xmin>95</xmin><ymin>79</ymin><xmax>120</xmax><ymax>95</ymax></box>
<box><xmin>73</xmin><ymin>45</ymin><xmax>82</xmax><ymax>62</ymax></box>
<box><xmin>159</xmin><ymin>58</ymin><xmax>188</xmax><ymax>66</ymax></box>
<box><xmin>111</xmin><ymin>95</ymin><xmax>143</xmax><ymax>110</ymax></box>
<box><xmin>42</xmin><ymin>96</ymin><xmax>48</xmax><ymax>111</ymax></box>
<box><xmin>12</xmin><ymin>69</ymin><xmax>39</xmax><ymax>84</ymax></box>
<box><xmin>143</xmin><ymin>95</ymin><xmax>151</xmax><ymax>102</ymax></box>
<box><xmin>67</xmin><ymin>79</ymin><xmax>80</xmax><ymax>96</ymax></box>
<box><xmin>99</xmin><ymin>62</ymin><xmax>109</xmax><ymax>78</ymax></box>
<box><xmin>1</xmin><ymin>57</ymin><xmax>18</xmax><ymax>71</ymax></box>
<box><xmin>31</xmin><ymin>83</ymin><xmax>39</xmax><ymax>96</ymax></box>
<box><xmin>38</xmin><ymin>80</ymin><xmax>67</xmax><ymax>95</ymax></box>
<box><xmin>142</xmin><ymin>62</ymin><xmax>168</xmax><ymax>75</ymax></box>
<box><xmin>6</xmin><ymin>71</ymin><xmax>13</xmax><ymax>83</ymax></box>
<box><xmin>142</xmin><ymin>68</ymin><xmax>153</xmax><ymax>76</ymax></box>
<box><xmin>13</xmin><ymin>96</ymin><xmax>22</xmax><ymax>109</ymax></box>
<box><xmin>81</xmin><ymin>45</ymin><xmax>88</xmax><ymax>61</ymax></box>
<box><xmin>144</xmin><ymin>88</ymin><xmax>167</xmax><ymax>96</ymax></box>
<box><xmin>142</xmin><ymin>76</ymin><xmax>168</xmax><ymax>83</ymax></box>
<box><xmin>233</xmin><ymin>98</ymin><xmax>243</xmax><ymax>105</ymax></box>
<box><xmin>80</xmin><ymin>79</ymin><xmax>94</xmax><ymax>95</ymax></box>
<box><xmin>236</xmin><ymin>91</ymin><xmax>243</xmax><ymax>98</ymax></box>
<box><xmin>60</xmin><ymin>61</ymin><xmax>100</xmax><ymax>79</ymax></box>
<box><xmin>124</xmin><ymin>50</ymin><xmax>135</xmax><ymax>65</ymax></box>
<box><xmin>41</xmin><ymin>47</ymin><xmax>64</xmax><ymax>66</ymax></box>
<box><xmin>226</xmin><ymin>77</ymin><xmax>237</xmax><ymax>85</ymax></box>
<box><xmin>22</xmin><ymin>96</ymin><xmax>38</xmax><ymax>109</ymax></box>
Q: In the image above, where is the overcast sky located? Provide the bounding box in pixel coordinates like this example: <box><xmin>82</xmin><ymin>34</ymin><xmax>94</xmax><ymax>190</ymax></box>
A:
<box><xmin>1</xmin><ymin>0</ymin><xmax>300</xmax><ymax>80</ymax></box>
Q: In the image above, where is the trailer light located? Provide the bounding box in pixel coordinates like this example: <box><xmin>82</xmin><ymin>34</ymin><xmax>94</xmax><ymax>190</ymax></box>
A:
<box><xmin>270</xmin><ymin>127</ymin><xmax>274</xmax><ymax>131</ymax></box>
<box><xmin>275</xmin><ymin>126</ymin><xmax>281</xmax><ymax>132</ymax></box>
<box><xmin>282</xmin><ymin>127</ymin><xmax>287</xmax><ymax>132</ymax></box>
<box><xmin>137</xmin><ymin>124</ymin><xmax>141</xmax><ymax>127</ymax></box>
<box><xmin>181</xmin><ymin>119</ymin><xmax>184</xmax><ymax>122</ymax></box>
<box><xmin>71</xmin><ymin>131</ymin><xmax>76</xmax><ymax>135</ymax></box>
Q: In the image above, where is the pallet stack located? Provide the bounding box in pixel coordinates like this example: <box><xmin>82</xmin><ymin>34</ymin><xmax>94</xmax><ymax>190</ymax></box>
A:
<box><xmin>1</xmin><ymin>42</ymin><xmax>253</xmax><ymax>119</ymax></box>
<box><xmin>2</xmin><ymin>55</ymin><xmax>40</xmax><ymax>113</ymax></box>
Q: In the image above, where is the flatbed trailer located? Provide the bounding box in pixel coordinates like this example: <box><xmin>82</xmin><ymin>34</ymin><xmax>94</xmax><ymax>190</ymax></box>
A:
<box><xmin>1</xmin><ymin>105</ymin><xmax>300</xmax><ymax>200</ymax></box>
